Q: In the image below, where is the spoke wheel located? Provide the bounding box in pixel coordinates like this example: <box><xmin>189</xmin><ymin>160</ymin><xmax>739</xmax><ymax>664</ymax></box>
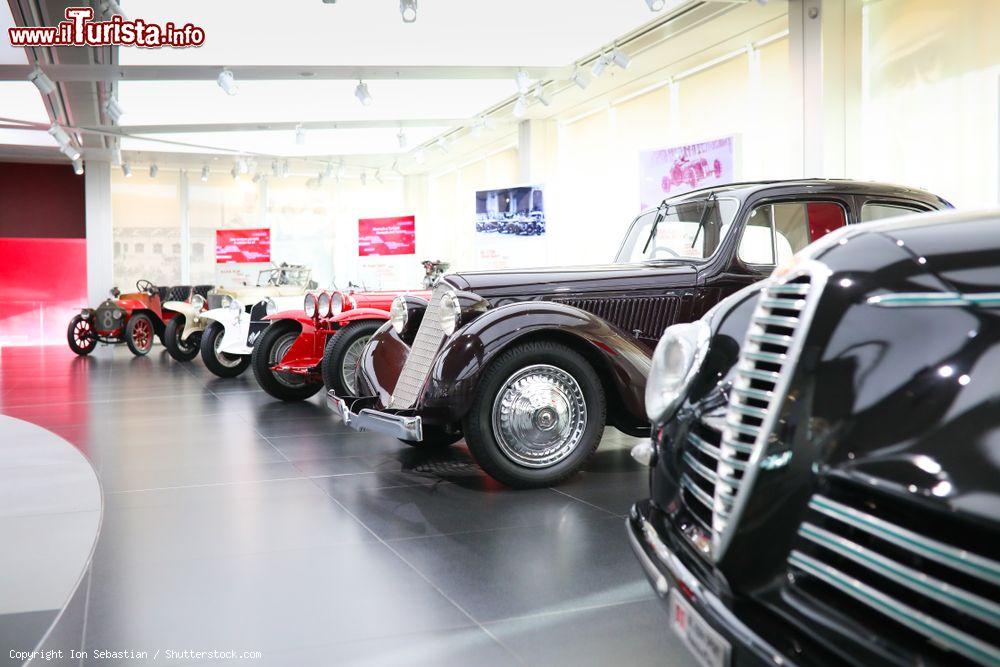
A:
<box><xmin>251</xmin><ymin>322</ymin><xmax>323</xmax><ymax>401</ymax></box>
<box><xmin>270</xmin><ymin>332</ymin><xmax>305</xmax><ymax>388</ymax></box>
<box><xmin>214</xmin><ymin>330</ymin><xmax>243</xmax><ymax>368</ymax></box>
<box><xmin>125</xmin><ymin>314</ymin><xmax>154</xmax><ymax>356</ymax></box>
<box><xmin>340</xmin><ymin>335</ymin><xmax>371</xmax><ymax>394</ymax></box>
<box><xmin>67</xmin><ymin>315</ymin><xmax>96</xmax><ymax>356</ymax></box>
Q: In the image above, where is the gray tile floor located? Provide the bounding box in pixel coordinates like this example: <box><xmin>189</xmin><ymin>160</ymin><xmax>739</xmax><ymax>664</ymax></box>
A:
<box><xmin>0</xmin><ymin>344</ymin><xmax>696</xmax><ymax>666</ymax></box>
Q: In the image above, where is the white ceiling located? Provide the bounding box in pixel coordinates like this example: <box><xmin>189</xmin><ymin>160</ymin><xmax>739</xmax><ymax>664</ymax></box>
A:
<box><xmin>0</xmin><ymin>3</ymin><xmax>27</xmax><ymax>65</ymax></box>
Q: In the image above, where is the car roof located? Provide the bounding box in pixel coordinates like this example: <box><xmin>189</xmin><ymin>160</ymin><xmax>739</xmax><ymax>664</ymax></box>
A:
<box><xmin>656</xmin><ymin>178</ymin><xmax>950</xmax><ymax>209</ymax></box>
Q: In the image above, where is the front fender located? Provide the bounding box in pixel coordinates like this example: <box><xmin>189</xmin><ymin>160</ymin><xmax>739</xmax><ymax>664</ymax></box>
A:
<box><xmin>264</xmin><ymin>311</ymin><xmax>315</xmax><ymax>328</ymax></box>
<box><xmin>163</xmin><ymin>301</ymin><xmax>205</xmax><ymax>339</ymax></box>
<box><xmin>332</xmin><ymin>307</ymin><xmax>390</xmax><ymax>325</ymax></box>
<box><xmin>425</xmin><ymin>302</ymin><xmax>652</xmax><ymax>431</ymax></box>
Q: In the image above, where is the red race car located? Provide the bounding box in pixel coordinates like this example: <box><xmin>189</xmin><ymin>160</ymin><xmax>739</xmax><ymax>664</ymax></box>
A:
<box><xmin>251</xmin><ymin>289</ymin><xmax>429</xmax><ymax>401</ymax></box>
<box><xmin>67</xmin><ymin>280</ymin><xmax>213</xmax><ymax>357</ymax></box>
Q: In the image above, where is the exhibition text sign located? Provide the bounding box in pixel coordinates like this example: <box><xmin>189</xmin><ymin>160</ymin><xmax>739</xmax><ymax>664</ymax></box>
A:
<box><xmin>358</xmin><ymin>216</ymin><xmax>416</xmax><ymax>256</ymax></box>
<box><xmin>216</xmin><ymin>228</ymin><xmax>271</xmax><ymax>263</ymax></box>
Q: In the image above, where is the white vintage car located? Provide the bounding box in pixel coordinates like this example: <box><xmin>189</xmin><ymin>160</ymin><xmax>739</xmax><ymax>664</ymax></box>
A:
<box><xmin>160</xmin><ymin>265</ymin><xmax>314</xmax><ymax>374</ymax></box>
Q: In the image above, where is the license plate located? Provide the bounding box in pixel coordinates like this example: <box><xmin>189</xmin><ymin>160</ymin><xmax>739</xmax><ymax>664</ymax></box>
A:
<box><xmin>669</xmin><ymin>590</ymin><xmax>731</xmax><ymax>667</ymax></box>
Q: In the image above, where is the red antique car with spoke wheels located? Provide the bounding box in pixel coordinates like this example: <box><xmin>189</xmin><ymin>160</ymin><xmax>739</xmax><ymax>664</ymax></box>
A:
<box><xmin>68</xmin><ymin>280</ymin><xmax>201</xmax><ymax>357</ymax></box>
<box><xmin>251</xmin><ymin>289</ymin><xmax>429</xmax><ymax>401</ymax></box>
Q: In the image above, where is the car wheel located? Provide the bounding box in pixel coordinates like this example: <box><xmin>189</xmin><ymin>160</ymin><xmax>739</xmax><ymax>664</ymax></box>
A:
<box><xmin>462</xmin><ymin>341</ymin><xmax>606</xmax><ymax>488</ymax></box>
<box><xmin>251</xmin><ymin>322</ymin><xmax>323</xmax><ymax>401</ymax></box>
<box><xmin>321</xmin><ymin>320</ymin><xmax>382</xmax><ymax>395</ymax></box>
<box><xmin>199</xmin><ymin>321</ymin><xmax>250</xmax><ymax>378</ymax></box>
<box><xmin>163</xmin><ymin>316</ymin><xmax>200</xmax><ymax>362</ymax></box>
<box><xmin>125</xmin><ymin>313</ymin><xmax>154</xmax><ymax>356</ymax></box>
<box><xmin>67</xmin><ymin>315</ymin><xmax>96</xmax><ymax>356</ymax></box>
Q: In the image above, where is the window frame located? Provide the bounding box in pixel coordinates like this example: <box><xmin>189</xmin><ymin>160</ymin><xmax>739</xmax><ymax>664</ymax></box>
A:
<box><xmin>735</xmin><ymin>197</ymin><xmax>851</xmax><ymax>273</ymax></box>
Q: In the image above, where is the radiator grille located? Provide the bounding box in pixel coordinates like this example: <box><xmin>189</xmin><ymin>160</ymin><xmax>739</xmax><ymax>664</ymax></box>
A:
<box><xmin>554</xmin><ymin>295</ymin><xmax>680</xmax><ymax>341</ymax></box>
<box><xmin>94</xmin><ymin>301</ymin><xmax>122</xmax><ymax>332</ymax></box>
<box><xmin>207</xmin><ymin>294</ymin><xmax>226</xmax><ymax>310</ymax></box>
<box><xmin>388</xmin><ymin>283</ymin><xmax>451</xmax><ymax>409</ymax></box>
<box><xmin>789</xmin><ymin>494</ymin><xmax>1000</xmax><ymax>666</ymax></box>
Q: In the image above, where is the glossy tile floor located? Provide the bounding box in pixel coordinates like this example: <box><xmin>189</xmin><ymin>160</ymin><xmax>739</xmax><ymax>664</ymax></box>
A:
<box><xmin>0</xmin><ymin>344</ymin><xmax>698</xmax><ymax>666</ymax></box>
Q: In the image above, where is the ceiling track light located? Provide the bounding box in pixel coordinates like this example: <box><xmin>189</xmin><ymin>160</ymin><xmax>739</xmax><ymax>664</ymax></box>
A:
<box><xmin>397</xmin><ymin>128</ymin><xmax>407</xmax><ymax>149</ymax></box>
<box><xmin>281</xmin><ymin>160</ymin><xmax>290</xmax><ymax>178</ymax></box>
<box><xmin>252</xmin><ymin>172</ymin><xmax>262</xmax><ymax>184</ymax></box>
<box><xmin>48</xmin><ymin>123</ymin><xmax>71</xmax><ymax>148</ymax></box>
<box><xmin>374</xmin><ymin>169</ymin><xmax>383</xmax><ymax>184</ymax></box>
<box><xmin>111</xmin><ymin>146</ymin><xmax>122</xmax><ymax>167</ymax></box>
<box><xmin>515</xmin><ymin>69</ymin><xmax>530</xmax><ymax>94</ymax></box>
<box><xmin>73</xmin><ymin>158</ymin><xmax>84</xmax><ymax>175</ymax></box>
<box><xmin>231</xmin><ymin>165</ymin><xmax>239</xmax><ymax>180</ymax></box>
<box><xmin>591</xmin><ymin>53</ymin><xmax>609</xmax><ymax>78</ymax></box>
<box><xmin>236</xmin><ymin>158</ymin><xmax>249</xmax><ymax>174</ymax></box>
<box><xmin>149</xmin><ymin>163</ymin><xmax>159</xmax><ymax>178</ymax></box>
<box><xmin>612</xmin><ymin>47</ymin><xmax>630</xmax><ymax>70</ymax></box>
<box><xmin>399</xmin><ymin>0</ymin><xmax>417</xmax><ymax>23</ymax></box>
<box><xmin>355</xmin><ymin>80</ymin><xmax>372</xmax><ymax>106</ymax></box>
<box><xmin>217</xmin><ymin>68</ymin><xmax>238</xmax><ymax>96</ymax></box>
<box><xmin>28</xmin><ymin>67</ymin><xmax>56</xmax><ymax>96</ymax></box>
<box><xmin>100</xmin><ymin>0</ymin><xmax>126</xmax><ymax>18</ymax></box>
<box><xmin>201</xmin><ymin>165</ymin><xmax>209</xmax><ymax>181</ymax></box>
<box><xmin>104</xmin><ymin>97</ymin><xmax>123</xmax><ymax>123</ymax></box>
<box><xmin>295</xmin><ymin>124</ymin><xmax>306</xmax><ymax>145</ymax></box>
<box><xmin>122</xmin><ymin>162</ymin><xmax>132</xmax><ymax>178</ymax></box>
<box><xmin>534</xmin><ymin>84</ymin><xmax>551</xmax><ymax>106</ymax></box>
<box><xmin>60</xmin><ymin>144</ymin><xmax>80</xmax><ymax>161</ymax></box>
<box><xmin>513</xmin><ymin>95</ymin><xmax>527</xmax><ymax>118</ymax></box>
<box><xmin>571</xmin><ymin>68</ymin><xmax>590</xmax><ymax>90</ymax></box>
<box><xmin>271</xmin><ymin>160</ymin><xmax>280</xmax><ymax>177</ymax></box>
<box><xmin>360</xmin><ymin>172</ymin><xmax>367</xmax><ymax>186</ymax></box>
<box><xmin>324</xmin><ymin>161</ymin><xmax>335</xmax><ymax>178</ymax></box>
<box><xmin>436</xmin><ymin>136</ymin><xmax>449</xmax><ymax>153</ymax></box>
<box><xmin>644</xmin><ymin>0</ymin><xmax>666</xmax><ymax>10</ymax></box>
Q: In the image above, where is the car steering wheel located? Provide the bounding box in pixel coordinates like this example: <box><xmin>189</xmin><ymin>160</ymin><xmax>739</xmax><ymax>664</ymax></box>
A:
<box><xmin>651</xmin><ymin>246</ymin><xmax>680</xmax><ymax>259</ymax></box>
<box><xmin>136</xmin><ymin>279</ymin><xmax>156</xmax><ymax>293</ymax></box>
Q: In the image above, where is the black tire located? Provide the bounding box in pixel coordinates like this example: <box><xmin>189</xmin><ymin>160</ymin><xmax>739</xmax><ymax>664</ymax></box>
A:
<box><xmin>251</xmin><ymin>322</ymin><xmax>323</xmax><ymax>401</ymax></box>
<box><xmin>125</xmin><ymin>313</ymin><xmax>154</xmax><ymax>356</ymax></box>
<box><xmin>67</xmin><ymin>315</ymin><xmax>96</xmax><ymax>356</ymax></box>
<box><xmin>199</xmin><ymin>321</ymin><xmax>250</xmax><ymax>378</ymax></box>
<box><xmin>163</xmin><ymin>316</ymin><xmax>201</xmax><ymax>362</ymax></box>
<box><xmin>462</xmin><ymin>341</ymin><xmax>606</xmax><ymax>489</ymax></box>
<box><xmin>398</xmin><ymin>426</ymin><xmax>463</xmax><ymax>449</ymax></box>
<box><xmin>321</xmin><ymin>320</ymin><xmax>383</xmax><ymax>395</ymax></box>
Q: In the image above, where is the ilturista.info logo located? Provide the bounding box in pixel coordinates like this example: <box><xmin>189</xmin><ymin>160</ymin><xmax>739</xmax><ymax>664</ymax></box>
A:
<box><xmin>8</xmin><ymin>7</ymin><xmax>205</xmax><ymax>48</ymax></box>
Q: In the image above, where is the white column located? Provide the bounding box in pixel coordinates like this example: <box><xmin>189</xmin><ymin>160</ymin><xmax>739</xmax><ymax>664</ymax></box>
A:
<box><xmin>84</xmin><ymin>160</ymin><xmax>114</xmax><ymax>305</ymax></box>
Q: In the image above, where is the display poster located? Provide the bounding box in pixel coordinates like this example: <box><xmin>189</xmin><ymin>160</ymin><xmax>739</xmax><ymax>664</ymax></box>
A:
<box><xmin>358</xmin><ymin>215</ymin><xmax>416</xmax><ymax>257</ymax></box>
<box><xmin>216</xmin><ymin>228</ymin><xmax>271</xmax><ymax>263</ymax></box>
<box><xmin>473</xmin><ymin>185</ymin><xmax>546</xmax><ymax>269</ymax></box>
<box><xmin>639</xmin><ymin>136</ymin><xmax>736</xmax><ymax>209</ymax></box>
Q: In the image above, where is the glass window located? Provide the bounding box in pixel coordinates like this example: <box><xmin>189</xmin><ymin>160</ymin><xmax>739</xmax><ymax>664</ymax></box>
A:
<box><xmin>739</xmin><ymin>201</ymin><xmax>847</xmax><ymax>266</ymax></box>
<box><xmin>153</xmin><ymin>243</ymin><xmax>163</xmax><ymax>254</ymax></box>
<box><xmin>112</xmin><ymin>168</ymin><xmax>180</xmax><ymax>290</ymax></box>
<box><xmin>615</xmin><ymin>197</ymin><xmax>740</xmax><ymax>263</ymax></box>
<box><xmin>861</xmin><ymin>202</ymin><xmax>923</xmax><ymax>222</ymax></box>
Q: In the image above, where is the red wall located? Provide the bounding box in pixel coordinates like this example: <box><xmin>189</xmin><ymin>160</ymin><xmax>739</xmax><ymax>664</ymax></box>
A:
<box><xmin>0</xmin><ymin>162</ymin><xmax>87</xmax><ymax>347</ymax></box>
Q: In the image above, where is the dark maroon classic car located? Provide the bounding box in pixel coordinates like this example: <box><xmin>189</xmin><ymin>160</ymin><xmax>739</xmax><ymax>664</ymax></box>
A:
<box><xmin>327</xmin><ymin>180</ymin><xmax>951</xmax><ymax>488</ymax></box>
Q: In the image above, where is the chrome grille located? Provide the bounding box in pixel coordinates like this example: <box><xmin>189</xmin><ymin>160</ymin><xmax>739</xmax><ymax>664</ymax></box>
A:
<box><xmin>789</xmin><ymin>495</ymin><xmax>1000</xmax><ymax>666</ymax></box>
<box><xmin>678</xmin><ymin>423</ymin><xmax>724</xmax><ymax>533</ymax></box>
<box><xmin>388</xmin><ymin>283</ymin><xmax>451</xmax><ymax>408</ymax></box>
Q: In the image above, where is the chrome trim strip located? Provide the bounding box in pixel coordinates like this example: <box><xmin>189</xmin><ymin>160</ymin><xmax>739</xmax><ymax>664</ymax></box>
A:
<box><xmin>736</xmin><ymin>366</ymin><xmax>781</xmax><ymax>382</ymax></box>
<box><xmin>789</xmin><ymin>550</ymin><xmax>1000</xmax><ymax>666</ymax></box>
<box><xmin>810</xmin><ymin>496</ymin><xmax>1000</xmax><ymax>587</ymax></box>
<box><xmin>748</xmin><ymin>332</ymin><xmax>793</xmax><ymax>346</ymax></box>
<box><xmin>730</xmin><ymin>403</ymin><xmax>769</xmax><ymax>419</ymax></box>
<box><xmin>683</xmin><ymin>452</ymin><xmax>717</xmax><ymax>484</ymax></box>
<box><xmin>768</xmin><ymin>284</ymin><xmax>811</xmax><ymax>295</ymax></box>
<box><xmin>733</xmin><ymin>386</ymin><xmax>774</xmax><ymax>402</ymax></box>
<box><xmin>681</xmin><ymin>474</ymin><xmax>715</xmax><ymax>509</ymax></box>
<box><xmin>745</xmin><ymin>350</ymin><xmax>788</xmax><ymax>365</ymax></box>
<box><xmin>686</xmin><ymin>432</ymin><xmax>722</xmax><ymax>459</ymax></box>
<box><xmin>756</xmin><ymin>314</ymin><xmax>800</xmax><ymax>327</ymax></box>
<box><xmin>868</xmin><ymin>291</ymin><xmax>1000</xmax><ymax>309</ymax></box>
<box><xmin>760</xmin><ymin>297</ymin><xmax>805</xmax><ymax>310</ymax></box>
<box><xmin>799</xmin><ymin>522</ymin><xmax>1000</xmax><ymax>627</ymax></box>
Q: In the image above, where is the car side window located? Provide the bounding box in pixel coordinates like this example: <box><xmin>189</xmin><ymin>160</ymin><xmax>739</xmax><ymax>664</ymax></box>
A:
<box><xmin>861</xmin><ymin>202</ymin><xmax>924</xmax><ymax>222</ymax></box>
<box><xmin>738</xmin><ymin>201</ymin><xmax>847</xmax><ymax>267</ymax></box>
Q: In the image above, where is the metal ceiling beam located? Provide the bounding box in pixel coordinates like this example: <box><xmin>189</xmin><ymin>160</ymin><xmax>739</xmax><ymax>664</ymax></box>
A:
<box><xmin>0</xmin><ymin>64</ymin><xmax>570</xmax><ymax>82</ymax></box>
<box><xmin>111</xmin><ymin>119</ymin><xmax>485</xmax><ymax>134</ymax></box>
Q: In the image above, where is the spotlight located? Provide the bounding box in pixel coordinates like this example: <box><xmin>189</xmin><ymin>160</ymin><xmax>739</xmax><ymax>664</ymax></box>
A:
<box><xmin>252</xmin><ymin>172</ymin><xmax>262</xmax><ymax>184</ymax></box>
<box><xmin>122</xmin><ymin>162</ymin><xmax>132</xmax><ymax>178</ymax></box>
<box><xmin>100</xmin><ymin>0</ymin><xmax>126</xmax><ymax>18</ymax></box>
<box><xmin>324</xmin><ymin>161</ymin><xmax>335</xmax><ymax>178</ymax></box>
<box><xmin>48</xmin><ymin>124</ymin><xmax>72</xmax><ymax>148</ymax></box>
<box><xmin>399</xmin><ymin>0</ymin><xmax>417</xmax><ymax>22</ymax></box>
<box><xmin>271</xmin><ymin>160</ymin><xmax>280</xmax><ymax>177</ymax></box>
<box><xmin>217</xmin><ymin>69</ymin><xmax>238</xmax><ymax>96</ymax></box>
<box><xmin>73</xmin><ymin>158</ymin><xmax>84</xmax><ymax>175</ymax></box>
<box><xmin>515</xmin><ymin>69</ymin><xmax>530</xmax><ymax>93</ymax></box>
<box><xmin>534</xmin><ymin>84</ymin><xmax>551</xmax><ymax>106</ymax></box>
<box><xmin>201</xmin><ymin>165</ymin><xmax>209</xmax><ymax>181</ymax></box>
<box><xmin>60</xmin><ymin>144</ymin><xmax>80</xmax><ymax>161</ymax></box>
<box><xmin>513</xmin><ymin>95</ymin><xmax>527</xmax><ymax>118</ymax></box>
<box><xmin>149</xmin><ymin>163</ymin><xmax>159</xmax><ymax>178</ymax></box>
<box><xmin>111</xmin><ymin>146</ymin><xmax>122</xmax><ymax>167</ymax></box>
<box><xmin>397</xmin><ymin>129</ymin><xmax>407</xmax><ymax>149</ymax></box>
<box><xmin>231</xmin><ymin>165</ymin><xmax>239</xmax><ymax>181</ymax></box>
<box><xmin>104</xmin><ymin>98</ymin><xmax>124</xmax><ymax>123</ymax></box>
<box><xmin>591</xmin><ymin>54</ymin><xmax>608</xmax><ymax>78</ymax></box>
<box><xmin>645</xmin><ymin>0</ymin><xmax>666</xmax><ymax>10</ymax></box>
<box><xmin>436</xmin><ymin>136</ymin><xmax>449</xmax><ymax>153</ymax></box>
<box><xmin>571</xmin><ymin>69</ymin><xmax>589</xmax><ymax>90</ymax></box>
<box><xmin>295</xmin><ymin>125</ymin><xmax>306</xmax><ymax>145</ymax></box>
<box><xmin>236</xmin><ymin>158</ymin><xmax>249</xmax><ymax>174</ymax></box>
<box><xmin>360</xmin><ymin>172</ymin><xmax>367</xmax><ymax>186</ymax></box>
<box><xmin>28</xmin><ymin>67</ymin><xmax>55</xmax><ymax>96</ymax></box>
<box><xmin>374</xmin><ymin>169</ymin><xmax>383</xmax><ymax>183</ymax></box>
<box><xmin>355</xmin><ymin>80</ymin><xmax>372</xmax><ymax>106</ymax></box>
<box><xmin>612</xmin><ymin>48</ymin><xmax>630</xmax><ymax>70</ymax></box>
<box><xmin>281</xmin><ymin>160</ymin><xmax>290</xmax><ymax>177</ymax></box>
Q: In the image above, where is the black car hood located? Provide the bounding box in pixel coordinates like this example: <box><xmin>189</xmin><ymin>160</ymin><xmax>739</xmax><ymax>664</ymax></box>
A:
<box><xmin>444</xmin><ymin>261</ymin><xmax>699</xmax><ymax>302</ymax></box>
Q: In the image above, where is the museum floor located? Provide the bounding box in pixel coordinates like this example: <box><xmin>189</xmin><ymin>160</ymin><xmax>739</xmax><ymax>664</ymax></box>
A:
<box><xmin>0</xmin><ymin>344</ymin><xmax>697</xmax><ymax>666</ymax></box>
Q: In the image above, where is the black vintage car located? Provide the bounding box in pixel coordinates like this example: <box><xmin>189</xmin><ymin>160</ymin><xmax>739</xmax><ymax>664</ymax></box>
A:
<box><xmin>629</xmin><ymin>208</ymin><xmax>999</xmax><ymax>666</ymax></box>
<box><xmin>328</xmin><ymin>179</ymin><xmax>949</xmax><ymax>488</ymax></box>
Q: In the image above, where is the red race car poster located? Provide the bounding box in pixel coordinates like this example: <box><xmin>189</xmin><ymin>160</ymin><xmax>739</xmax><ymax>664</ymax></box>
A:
<box><xmin>358</xmin><ymin>215</ymin><xmax>416</xmax><ymax>256</ymax></box>
<box><xmin>216</xmin><ymin>228</ymin><xmax>271</xmax><ymax>263</ymax></box>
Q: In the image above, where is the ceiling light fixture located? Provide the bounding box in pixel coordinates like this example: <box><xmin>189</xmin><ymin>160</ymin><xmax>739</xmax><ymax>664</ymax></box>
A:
<box><xmin>513</xmin><ymin>95</ymin><xmax>527</xmax><ymax>118</ymax></box>
<box><xmin>571</xmin><ymin>69</ymin><xmax>590</xmax><ymax>90</ymax></box>
<box><xmin>231</xmin><ymin>165</ymin><xmax>240</xmax><ymax>181</ymax></box>
<box><xmin>515</xmin><ymin>69</ymin><xmax>530</xmax><ymax>93</ymax></box>
<box><xmin>397</xmin><ymin>129</ymin><xmax>407</xmax><ymax>149</ymax></box>
<box><xmin>324</xmin><ymin>161</ymin><xmax>336</xmax><ymax>178</ymax></box>
<box><xmin>645</xmin><ymin>0</ymin><xmax>666</xmax><ymax>10</ymax></box>
<box><xmin>104</xmin><ymin>97</ymin><xmax>123</xmax><ymax>123</ymax></box>
<box><xmin>436</xmin><ymin>136</ymin><xmax>449</xmax><ymax>153</ymax></box>
<box><xmin>150</xmin><ymin>163</ymin><xmax>159</xmax><ymax>178</ymax></box>
<box><xmin>217</xmin><ymin>69</ymin><xmax>238</xmax><ymax>96</ymax></box>
<box><xmin>28</xmin><ymin>67</ymin><xmax>56</xmax><ymax>96</ymax></box>
<box><xmin>281</xmin><ymin>160</ymin><xmax>290</xmax><ymax>177</ymax></box>
<box><xmin>534</xmin><ymin>84</ymin><xmax>551</xmax><ymax>106</ymax></box>
<box><xmin>236</xmin><ymin>158</ymin><xmax>249</xmax><ymax>174</ymax></box>
<box><xmin>73</xmin><ymin>158</ymin><xmax>84</xmax><ymax>175</ymax></box>
<box><xmin>399</xmin><ymin>0</ymin><xmax>417</xmax><ymax>22</ymax></box>
<box><xmin>271</xmin><ymin>160</ymin><xmax>280</xmax><ymax>178</ymax></box>
<box><xmin>100</xmin><ymin>0</ymin><xmax>126</xmax><ymax>18</ymax></box>
<box><xmin>48</xmin><ymin>124</ymin><xmax>71</xmax><ymax>148</ymax></box>
<box><xmin>122</xmin><ymin>162</ymin><xmax>132</xmax><ymax>178</ymax></box>
<box><xmin>355</xmin><ymin>80</ymin><xmax>372</xmax><ymax>106</ymax></box>
<box><xmin>201</xmin><ymin>165</ymin><xmax>209</xmax><ymax>181</ymax></box>
<box><xmin>591</xmin><ymin>53</ymin><xmax>608</xmax><ymax>78</ymax></box>
<box><xmin>612</xmin><ymin>47</ymin><xmax>630</xmax><ymax>70</ymax></box>
<box><xmin>374</xmin><ymin>169</ymin><xmax>383</xmax><ymax>184</ymax></box>
<box><xmin>295</xmin><ymin>124</ymin><xmax>306</xmax><ymax>145</ymax></box>
<box><xmin>360</xmin><ymin>172</ymin><xmax>367</xmax><ymax>186</ymax></box>
<box><xmin>111</xmin><ymin>146</ymin><xmax>122</xmax><ymax>167</ymax></box>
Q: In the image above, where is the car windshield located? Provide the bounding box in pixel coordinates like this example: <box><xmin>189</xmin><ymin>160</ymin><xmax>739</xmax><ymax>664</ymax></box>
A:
<box><xmin>256</xmin><ymin>265</ymin><xmax>311</xmax><ymax>287</ymax></box>
<box><xmin>614</xmin><ymin>196</ymin><xmax>739</xmax><ymax>263</ymax></box>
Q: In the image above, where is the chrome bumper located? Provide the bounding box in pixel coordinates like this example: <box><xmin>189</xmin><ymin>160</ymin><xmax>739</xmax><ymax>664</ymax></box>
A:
<box><xmin>326</xmin><ymin>391</ymin><xmax>423</xmax><ymax>441</ymax></box>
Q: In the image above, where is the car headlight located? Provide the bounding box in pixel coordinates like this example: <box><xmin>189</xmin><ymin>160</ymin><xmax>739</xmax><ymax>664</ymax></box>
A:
<box><xmin>190</xmin><ymin>294</ymin><xmax>206</xmax><ymax>310</ymax></box>
<box><xmin>228</xmin><ymin>299</ymin><xmax>242</xmax><ymax>314</ymax></box>
<box><xmin>390</xmin><ymin>296</ymin><xmax>407</xmax><ymax>334</ymax></box>
<box><xmin>318</xmin><ymin>292</ymin><xmax>331</xmax><ymax>317</ymax></box>
<box><xmin>304</xmin><ymin>293</ymin><xmax>317</xmax><ymax>318</ymax></box>
<box><xmin>439</xmin><ymin>290</ymin><xmax>462</xmax><ymax>335</ymax></box>
<box><xmin>80</xmin><ymin>309</ymin><xmax>90</xmax><ymax>319</ymax></box>
<box><xmin>644</xmin><ymin>320</ymin><xmax>711</xmax><ymax>424</ymax></box>
<box><xmin>331</xmin><ymin>291</ymin><xmax>344</xmax><ymax>317</ymax></box>
<box><xmin>220</xmin><ymin>295</ymin><xmax>232</xmax><ymax>308</ymax></box>
<box><xmin>264</xmin><ymin>298</ymin><xmax>276</xmax><ymax>316</ymax></box>
<box><xmin>113</xmin><ymin>309</ymin><xmax>122</xmax><ymax>319</ymax></box>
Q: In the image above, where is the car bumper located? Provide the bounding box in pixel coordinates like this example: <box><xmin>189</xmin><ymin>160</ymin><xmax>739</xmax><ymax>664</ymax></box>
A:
<box><xmin>326</xmin><ymin>392</ymin><xmax>422</xmax><ymax>441</ymax></box>
<box><xmin>628</xmin><ymin>501</ymin><xmax>787</xmax><ymax>667</ymax></box>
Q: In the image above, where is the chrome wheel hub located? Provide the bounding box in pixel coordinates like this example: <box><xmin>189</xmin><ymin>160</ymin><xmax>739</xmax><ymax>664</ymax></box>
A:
<box><xmin>492</xmin><ymin>364</ymin><xmax>587</xmax><ymax>468</ymax></box>
<box><xmin>341</xmin><ymin>335</ymin><xmax>371</xmax><ymax>395</ymax></box>
<box><xmin>214</xmin><ymin>330</ymin><xmax>242</xmax><ymax>368</ymax></box>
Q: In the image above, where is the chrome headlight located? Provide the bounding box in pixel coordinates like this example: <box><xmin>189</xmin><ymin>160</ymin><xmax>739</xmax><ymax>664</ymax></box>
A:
<box><xmin>644</xmin><ymin>320</ymin><xmax>711</xmax><ymax>424</ymax></box>
<box><xmin>439</xmin><ymin>290</ymin><xmax>461</xmax><ymax>335</ymax></box>
<box><xmin>220</xmin><ymin>295</ymin><xmax>232</xmax><ymax>308</ymax></box>
<box><xmin>228</xmin><ymin>299</ymin><xmax>242</xmax><ymax>314</ymax></box>
<box><xmin>113</xmin><ymin>309</ymin><xmax>122</xmax><ymax>319</ymax></box>
<box><xmin>190</xmin><ymin>294</ymin><xmax>206</xmax><ymax>310</ymax></box>
<box><xmin>317</xmin><ymin>292</ymin><xmax>331</xmax><ymax>317</ymax></box>
<box><xmin>390</xmin><ymin>296</ymin><xmax>407</xmax><ymax>334</ymax></box>
<box><xmin>264</xmin><ymin>298</ymin><xmax>276</xmax><ymax>316</ymax></box>
<box><xmin>331</xmin><ymin>291</ymin><xmax>344</xmax><ymax>317</ymax></box>
<box><xmin>80</xmin><ymin>309</ymin><xmax>90</xmax><ymax>319</ymax></box>
<box><xmin>304</xmin><ymin>293</ymin><xmax>317</xmax><ymax>318</ymax></box>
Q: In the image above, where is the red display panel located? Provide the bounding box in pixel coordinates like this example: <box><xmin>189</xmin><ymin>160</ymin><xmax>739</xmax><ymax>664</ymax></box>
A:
<box><xmin>0</xmin><ymin>238</ymin><xmax>87</xmax><ymax>346</ymax></box>
<box><xmin>216</xmin><ymin>228</ymin><xmax>271</xmax><ymax>263</ymax></box>
<box><xmin>358</xmin><ymin>216</ymin><xmax>416</xmax><ymax>256</ymax></box>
